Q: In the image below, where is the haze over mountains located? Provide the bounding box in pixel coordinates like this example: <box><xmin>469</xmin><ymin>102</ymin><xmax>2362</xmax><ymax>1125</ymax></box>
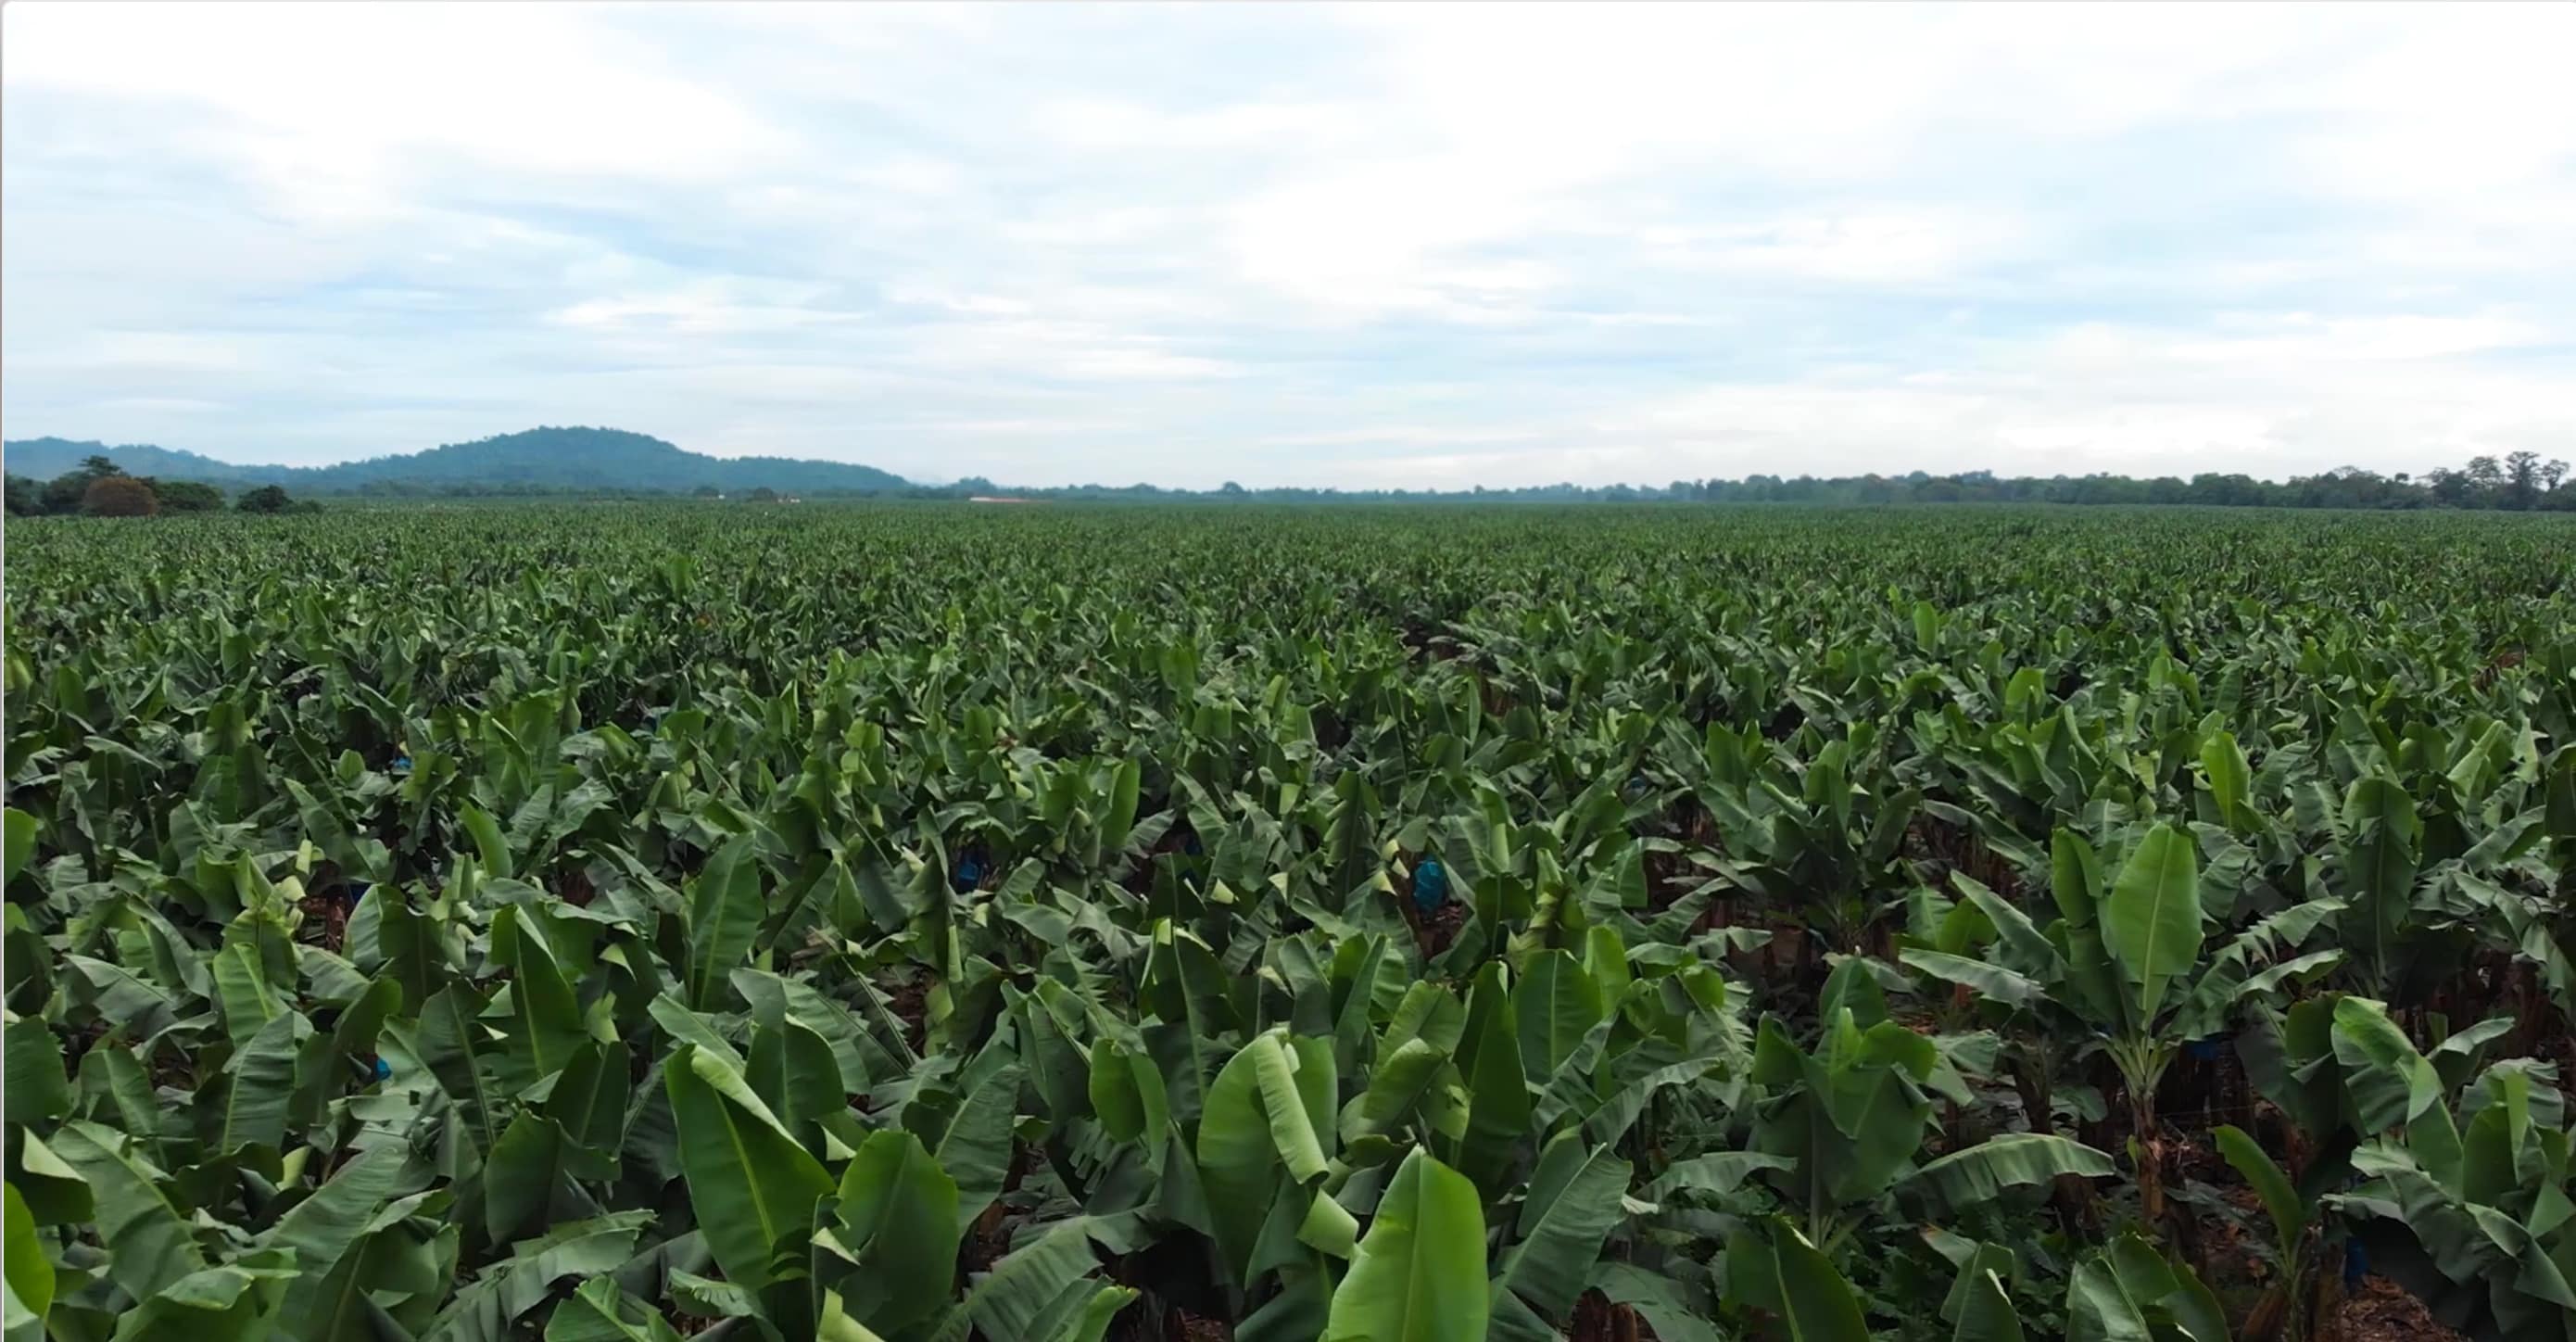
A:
<box><xmin>4</xmin><ymin>427</ymin><xmax>911</xmax><ymax>495</ymax></box>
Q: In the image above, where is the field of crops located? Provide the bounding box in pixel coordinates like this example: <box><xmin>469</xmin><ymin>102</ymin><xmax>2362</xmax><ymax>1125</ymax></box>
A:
<box><xmin>4</xmin><ymin>502</ymin><xmax>2573</xmax><ymax>1342</ymax></box>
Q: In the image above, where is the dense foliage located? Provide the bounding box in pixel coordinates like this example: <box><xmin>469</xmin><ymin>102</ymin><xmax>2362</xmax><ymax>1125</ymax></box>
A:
<box><xmin>139</xmin><ymin>480</ymin><xmax>224</xmax><ymax>515</ymax></box>
<box><xmin>4</xmin><ymin>503</ymin><xmax>2573</xmax><ymax>1341</ymax></box>
<box><xmin>3</xmin><ymin>457</ymin><xmax>260</xmax><ymax>519</ymax></box>
<box><xmin>2</xmin><ymin>456</ymin><xmax>315</xmax><ymax>519</ymax></box>
<box><xmin>69</xmin><ymin>478</ymin><xmax>154</xmax><ymax>520</ymax></box>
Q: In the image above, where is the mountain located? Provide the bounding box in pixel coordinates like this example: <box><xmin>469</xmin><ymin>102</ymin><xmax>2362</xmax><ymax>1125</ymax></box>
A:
<box><xmin>3</xmin><ymin>428</ymin><xmax>910</xmax><ymax>496</ymax></box>
<box><xmin>4</xmin><ymin>437</ymin><xmax>285</xmax><ymax>487</ymax></box>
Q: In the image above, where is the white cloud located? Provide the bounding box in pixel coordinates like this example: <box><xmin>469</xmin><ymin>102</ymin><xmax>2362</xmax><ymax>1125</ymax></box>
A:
<box><xmin>901</xmin><ymin>317</ymin><xmax>1240</xmax><ymax>383</ymax></box>
<box><xmin>1042</xmin><ymin>99</ymin><xmax>1368</xmax><ymax>153</ymax></box>
<box><xmin>5</xmin><ymin>3</ymin><xmax>778</xmax><ymax>217</ymax></box>
<box><xmin>11</xmin><ymin>331</ymin><xmax>266</xmax><ymax>374</ymax></box>
<box><xmin>547</xmin><ymin>285</ymin><xmax>860</xmax><ymax>338</ymax></box>
<box><xmin>2165</xmin><ymin>315</ymin><xmax>2551</xmax><ymax>364</ymax></box>
<box><xmin>1640</xmin><ymin>212</ymin><xmax>2023</xmax><ymax>285</ymax></box>
<box><xmin>5</xmin><ymin>1</ymin><xmax>2571</xmax><ymax>487</ymax></box>
<box><xmin>1267</xmin><ymin>425</ymin><xmax>1550</xmax><ymax>449</ymax></box>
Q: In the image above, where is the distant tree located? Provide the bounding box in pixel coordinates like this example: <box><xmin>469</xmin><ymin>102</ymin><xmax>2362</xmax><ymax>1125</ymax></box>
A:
<box><xmin>691</xmin><ymin>484</ymin><xmax>720</xmax><ymax>498</ymax></box>
<box><xmin>236</xmin><ymin>484</ymin><xmax>293</xmax><ymax>513</ymax></box>
<box><xmin>82</xmin><ymin>475</ymin><xmax>158</xmax><ymax>517</ymax></box>
<box><xmin>141</xmin><ymin>478</ymin><xmax>224</xmax><ymax>513</ymax></box>
<box><xmin>2544</xmin><ymin>462</ymin><xmax>2576</xmax><ymax>512</ymax></box>
<box><xmin>2506</xmin><ymin>450</ymin><xmax>2544</xmax><ymax>509</ymax></box>
<box><xmin>748</xmin><ymin>487</ymin><xmax>778</xmax><ymax>503</ymax></box>
<box><xmin>33</xmin><ymin>454</ymin><xmax>124</xmax><ymax>514</ymax></box>
<box><xmin>2186</xmin><ymin>473</ymin><xmax>2263</xmax><ymax>506</ymax></box>
<box><xmin>5</xmin><ymin>475</ymin><xmax>39</xmax><ymax>515</ymax></box>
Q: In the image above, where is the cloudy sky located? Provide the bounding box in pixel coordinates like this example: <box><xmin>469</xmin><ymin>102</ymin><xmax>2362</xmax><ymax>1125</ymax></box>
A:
<box><xmin>5</xmin><ymin>3</ymin><xmax>2571</xmax><ymax>489</ymax></box>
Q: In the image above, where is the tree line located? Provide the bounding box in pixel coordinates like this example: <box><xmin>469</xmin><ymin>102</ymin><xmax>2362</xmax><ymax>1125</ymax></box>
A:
<box><xmin>1657</xmin><ymin>450</ymin><xmax>2573</xmax><ymax>511</ymax></box>
<box><xmin>929</xmin><ymin>450</ymin><xmax>2576</xmax><ymax>508</ymax></box>
<box><xmin>11</xmin><ymin>448</ymin><xmax>2570</xmax><ymax>513</ymax></box>
<box><xmin>1004</xmin><ymin>453</ymin><xmax>2576</xmax><ymax>510</ymax></box>
<box><xmin>6</xmin><ymin>456</ymin><xmax>318</xmax><ymax>517</ymax></box>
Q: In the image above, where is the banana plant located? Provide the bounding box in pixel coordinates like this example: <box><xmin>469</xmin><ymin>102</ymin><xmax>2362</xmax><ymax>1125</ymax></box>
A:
<box><xmin>1942</xmin><ymin>1243</ymin><xmax>2028</xmax><ymax>1342</ymax></box>
<box><xmin>2329</xmin><ymin>1007</ymin><xmax>2576</xmax><ymax>1342</ymax></box>
<box><xmin>2212</xmin><ymin>1124</ymin><xmax>2334</xmax><ymax>1342</ymax></box>
<box><xmin>1723</xmin><ymin>1217</ymin><xmax>1875</xmax><ymax>1342</ymax></box>
<box><xmin>1687</xmin><ymin>721</ymin><xmax>1923</xmax><ymax>959</ymax></box>
<box><xmin>1905</xmin><ymin>822</ymin><xmax>2343</xmax><ymax>1233</ymax></box>
<box><xmin>1748</xmin><ymin>961</ymin><xmax>2113</xmax><ymax>1253</ymax></box>
<box><xmin>2065</xmin><ymin>1231</ymin><xmax>2231</xmax><ymax>1342</ymax></box>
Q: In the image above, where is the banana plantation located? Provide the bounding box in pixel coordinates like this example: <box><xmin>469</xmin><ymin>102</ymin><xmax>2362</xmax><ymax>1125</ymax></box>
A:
<box><xmin>4</xmin><ymin>502</ymin><xmax>2572</xmax><ymax>1342</ymax></box>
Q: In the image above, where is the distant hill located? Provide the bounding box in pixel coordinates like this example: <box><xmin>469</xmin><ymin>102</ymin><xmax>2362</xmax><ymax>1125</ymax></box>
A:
<box><xmin>5</xmin><ymin>437</ymin><xmax>283</xmax><ymax>487</ymax></box>
<box><xmin>3</xmin><ymin>428</ymin><xmax>910</xmax><ymax>496</ymax></box>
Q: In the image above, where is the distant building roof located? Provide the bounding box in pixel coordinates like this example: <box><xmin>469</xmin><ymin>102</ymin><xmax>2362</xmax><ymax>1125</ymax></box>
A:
<box><xmin>967</xmin><ymin>496</ymin><xmax>1037</xmax><ymax>504</ymax></box>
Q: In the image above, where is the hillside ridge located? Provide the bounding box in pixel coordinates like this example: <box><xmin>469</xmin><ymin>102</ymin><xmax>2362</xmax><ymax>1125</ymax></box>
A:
<box><xmin>3</xmin><ymin>427</ymin><xmax>911</xmax><ymax>495</ymax></box>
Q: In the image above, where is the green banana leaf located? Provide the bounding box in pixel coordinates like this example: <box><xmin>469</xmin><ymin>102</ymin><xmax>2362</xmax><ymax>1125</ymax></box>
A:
<box><xmin>2101</xmin><ymin>823</ymin><xmax>2201</xmax><ymax>1023</ymax></box>
<box><xmin>1322</xmin><ymin>1147</ymin><xmax>1488</xmax><ymax>1342</ymax></box>
<box><xmin>665</xmin><ymin>1044</ymin><xmax>832</xmax><ymax>1294</ymax></box>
